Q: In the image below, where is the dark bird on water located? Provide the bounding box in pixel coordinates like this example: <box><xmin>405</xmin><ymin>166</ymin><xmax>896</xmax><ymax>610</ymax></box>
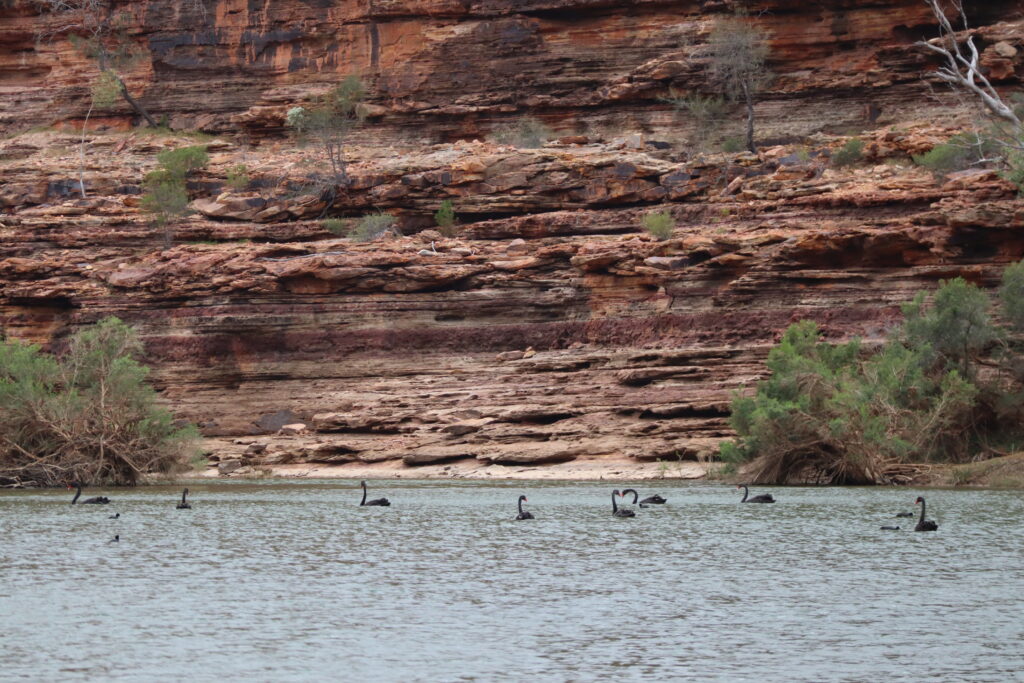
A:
<box><xmin>176</xmin><ymin>488</ymin><xmax>192</xmax><ymax>510</ymax></box>
<box><xmin>109</xmin><ymin>513</ymin><xmax>120</xmax><ymax>519</ymax></box>
<box><xmin>880</xmin><ymin>525</ymin><xmax>901</xmax><ymax>531</ymax></box>
<box><xmin>69</xmin><ymin>483</ymin><xmax>110</xmax><ymax>505</ymax></box>
<box><xmin>360</xmin><ymin>481</ymin><xmax>390</xmax><ymax>507</ymax></box>
<box><xmin>611</xmin><ymin>490</ymin><xmax>635</xmax><ymax>518</ymax></box>
<box><xmin>895</xmin><ymin>511</ymin><xmax>914</xmax><ymax>518</ymax></box>
<box><xmin>515</xmin><ymin>495</ymin><xmax>534</xmax><ymax>520</ymax></box>
<box><xmin>914</xmin><ymin>496</ymin><xmax>938</xmax><ymax>532</ymax></box>
<box><xmin>737</xmin><ymin>484</ymin><xmax>775</xmax><ymax>504</ymax></box>
<box><xmin>109</xmin><ymin>535</ymin><xmax>119</xmax><ymax>543</ymax></box>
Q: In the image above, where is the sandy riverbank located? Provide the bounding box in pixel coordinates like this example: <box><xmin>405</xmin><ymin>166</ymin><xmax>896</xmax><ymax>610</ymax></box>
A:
<box><xmin>196</xmin><ymin>455</ymin><xmax>710</xmax><ymax>481</ymax></box>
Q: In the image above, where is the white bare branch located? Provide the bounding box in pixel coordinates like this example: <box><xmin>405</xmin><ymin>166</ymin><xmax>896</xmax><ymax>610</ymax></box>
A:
<box><xmin>916</xmin><ymin>0</ymin><xmax>1022</xmax><ymax>127</ymax></box>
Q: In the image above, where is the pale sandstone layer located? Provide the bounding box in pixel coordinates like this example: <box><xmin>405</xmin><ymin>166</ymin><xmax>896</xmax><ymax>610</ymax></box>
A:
<box><xmin>0</xmin><ymin>1</ymin><xmax>1023</xmax><ymax>480</ymax></box>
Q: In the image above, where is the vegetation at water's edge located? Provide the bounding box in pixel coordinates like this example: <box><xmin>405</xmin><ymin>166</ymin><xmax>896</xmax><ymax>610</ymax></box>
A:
<box><xmin>0</xmin><ymin>317</ymin><xmax>199</xmax><ymax>488</ymax></box>
<box><xmin>721</xmin><ymin>262</ymin><xmax>1024</xmax><ymax>485</ymax></box>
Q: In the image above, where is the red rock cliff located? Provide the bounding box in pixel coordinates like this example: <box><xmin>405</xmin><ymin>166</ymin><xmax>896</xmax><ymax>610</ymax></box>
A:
<box><xmin>1</xmin><ymin>1</ymin><xmax>1022</xmax><ymax>474</ymax></box>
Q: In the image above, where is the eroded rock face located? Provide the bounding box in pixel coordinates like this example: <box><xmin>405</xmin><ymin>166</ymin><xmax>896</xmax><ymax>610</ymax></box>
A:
<box><xmin>1</xmin><ymin>1</ymin><xmax>1023</xmax><ymax>474</ymax></box>
<box><xmin>2</xmin><ymin>0</ymin><xmax>1022</xmax><ymax>141</ymax></box>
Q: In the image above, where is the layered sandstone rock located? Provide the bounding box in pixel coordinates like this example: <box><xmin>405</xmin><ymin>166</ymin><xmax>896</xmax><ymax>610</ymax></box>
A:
<box><xmin>1</xmin><ymin>1</ymin><xmax>1023</xmax><ymax>476</ymax></box>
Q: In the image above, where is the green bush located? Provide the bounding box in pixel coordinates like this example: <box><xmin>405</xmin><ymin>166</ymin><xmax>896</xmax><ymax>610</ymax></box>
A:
<box><xmin>287</xmin><ymin>75</ymin><xmax>366</xmax><ymax>185</ymax></box>
<box><xmin>322</xmin><ymin>218</ymin><xmax>347</xmax><ymax>235</ymax></box>
<box><xmin>141</xmin><ymin>146</ymin><xmax>210</xmax><ymax>241</ymax></box>
<box><xmin>156</xmin><ymin>145</ymin><xmax>209</xmax><ymax>177</ymax></box>
<box><xmin>641</xmin><ymin>210</ymin><xmax>675</xmax><ymax>240</ymax></box>
<box><xmin>832</xmin><ymin>138</ymin><xmax>864</xmax><ymax>167</ymax></box>
<box><xmin>434</xmin><ymin>200</ymin><xmax>458</xmax><ymax>236</ymax></box>
<box><xmin>718</xmin><ymin>268</ymin><xmax>1024</xmax><ymax>485</ymax></box>
<box><xmin>491</xmin><ymin>117</ymin><xmax>553</xmax><ymax>149</ymax></box>
<box><xmin>913</xmin><ymin>132</ymin><xmax>997</xmax><ymax>176</ymax></box>
<box><xmin>140</xmin><ymin>169</ymin><xmax>190</xmax><ymax>228</ymax></box>
<box><xmin>722</xmin><ymin>136</ymin><xmax>745</xmax><ymax>153</ymax></box>
<box><xmin>226</xmin><ymin>164</ymin><xmax>250</xmax><ymax>191</ymax></box>
<box><xmin>350</xmin><ymin>212</ymin><xmax>398</xmax><ymax>242</ymax></box>
<box><xmin>0</xmin><ymin>317</ymin><xmax>198</xmax><ymax>487</ymax></box>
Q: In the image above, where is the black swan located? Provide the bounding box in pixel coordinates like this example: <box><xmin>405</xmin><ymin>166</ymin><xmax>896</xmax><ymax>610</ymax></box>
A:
<box><xmin>620</xmin><ymin>488</ymin><xmax>650</xmax><ymax>509</ymax></box>
<box><xmin>880</xmin><ymin>525</ymin><xmax>901</xmax><ymax>531</ymax></box>
<box><xmin>109</xmin><ymin>513</ymin><xmax>120</xmax><ymax>519</ymax></box>
<box><xmin>360</xmin><ymin>481</ymin><xmax>391</xmax><ymax>507</ymax></box>
<box><xmin>611</xmin><ymin>489</ymin><xmax>635</xmax><ymax>518</ymax></box>
<box><xmin>176</xmin><ymin>488</ymin><xmax>192</xmax><ymax>510</ymax></box>
<box><xmin>69</xmin><ymin>483</ymin><xmax>110</xmax><ymax>505</ymax></box>
<box><xmin>515</xmin><ymin>495</ymin><xmax>534</xmax><ymax>520</ymax></box>
<box><xmin>914</xmin><ymin>496</ymin><xmax>938</xmax><ymax>532</ymax></box>
<box><xmin>737</xmin><ymin>484</ymin><xmax>775</xmax><ymax>504</ymax></box>
<box><xmin>895</xmin><ymin>511</ymin><xmax>914</xmax><ymax>518</ymax></box>
<box><xmin>640</xmin><ymin>493</ymin><xmax>667</xmax><ymax>505</ymax></box>
<box><xmin>109</xmin><ymin>535</ymin><xmax>119</xmax><ymax>543</ymax></box>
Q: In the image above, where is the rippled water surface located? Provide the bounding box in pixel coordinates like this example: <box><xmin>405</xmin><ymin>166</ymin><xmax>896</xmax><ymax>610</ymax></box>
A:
<box><xmin>2</xmin><ymin>481</ymin><xmax>1023</xmax><ymax>681</ymax></box>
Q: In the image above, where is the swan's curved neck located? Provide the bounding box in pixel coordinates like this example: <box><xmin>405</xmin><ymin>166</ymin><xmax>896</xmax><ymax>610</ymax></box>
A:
<box><xmin>360</xmin><ymin>483</ymin><xmax>367</xmax><ymax>506</ymax></box>
<box><xmin>181</xmin><ymin>490</ymin><xmax>188</xmax><ymax>504</ymax></box>
<box><xmin>71</xmin><ymin>485</ymin><xmax>81</xmax><ymax>505</ymax></box>
<box><xmin>740</xmin><ymin>485</ymin><xmax>749</xmax><ymax>502</ymax></box>
<box><xmin>918</xmin><ymin>499</ymin><xmax>926</xmax><ymax>523</ymax></box>
<box><xmin>518</xmin><ymin>497</ymin><xmax>525</xmax><ymax>514</ymax></box>
<box><xmin>611</xmin><ymin>491</ymin><xmax>618</xmax><ymax>512</ymax></box>
<box><xmin>623</xmin><ymin>489</ymin><xmax>638</xmax><ymax>505</ymax></box>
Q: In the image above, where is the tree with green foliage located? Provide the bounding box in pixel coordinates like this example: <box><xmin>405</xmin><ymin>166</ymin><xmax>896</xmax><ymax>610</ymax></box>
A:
<box><xmin>35</xmin><ymin>0</ymin><xmax>159</xmax><ymax>128</ymax></box>
<box><xmin>720</xmin><ymin>271</ymin><xmax>1024</xmax><ymax>485</ymax></box>
<box><xmin>140</xmin><ymin>145</ymin><xmax>208</xmax><ymax>246</ymax></box>
<box><xmin>286</xmin><ymin>75</ymin><xmax>366</xmax><ymax>188</ymax></box>
<box><xmin>0</xmin><ymin>317</ymin><xmax>197</xmax><ymax>487</ymax></box>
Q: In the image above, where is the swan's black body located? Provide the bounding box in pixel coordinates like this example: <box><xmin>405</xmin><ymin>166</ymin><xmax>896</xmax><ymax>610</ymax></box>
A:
<box><xmin>640</xmin><ymin>493</ymin><xmax>667</xmax><ymax>505</ymax></box>
<box><xmin>110</xmin><ymin>535</ymin><xmax>119</xmax><ymax>543</ymax></box>
<box><xmin>176</xmin><ymin>488</ymin><xmax>192</xmax><ymax>510</ymax></box>
<box><xmin>360</xmin><ymin>481</ymin><xmax>390</xmax><ymax>507</ymax></box>
<box><xmin>69</xmin><ymin>483</ymin><xmax>110</xmax><ymax>505</ymax></box>
<box><xmin>737</xmin><ymin>484</ymin><xmax>775</xmax><ymax>504</ymax></box>
<box><xmin>914</xmin><ymin>496</ymin><xmax>938</xmax><ymax>532</ymax></box>
<box><xmin>895</xmin><ymin>512</ymin><xmax>914</xmax><ymax>518</ymax></box>
<box><xmin>880</xmin><ymin>525</ymin><xmax>901</xmax><ymax>531</ymax></box>
<box><xmin>611</xmin><ymin>489</ymin><xmax>635</xmax><ymax>518</ymax></box>
<box><xmin>515</xmin><ymin>495</ymin><xmax>534</xmax><ymax>520</ymax></box>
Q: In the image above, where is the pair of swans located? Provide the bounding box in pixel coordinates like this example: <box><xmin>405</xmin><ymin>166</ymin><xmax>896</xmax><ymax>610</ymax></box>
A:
<box><xmin>610</xmin><ymin>489</ymin><xmax>668</xmax><ymax>517</ymax></box>
<box><xmin>68</xmin><ymin>483</ymin><xmax>110</xmax><ymax>505</ymax></box>
<box><xmin>70</xmin><ymin>484</ymin><xmax>194</xmax><ymax>509</ymax></box>
<box><xmin>883</xmin><ymin>496</ymin><xmax>938</xmax><ymax>531</ymax></box>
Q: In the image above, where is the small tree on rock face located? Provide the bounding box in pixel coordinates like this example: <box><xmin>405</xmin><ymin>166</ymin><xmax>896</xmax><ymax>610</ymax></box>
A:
<box><xmin>286</xmin><ymin>75</ymin><xmax>367</xmax><ymax>189</ymax></box>
<box><xmin>704</xmin><ymin>15</ymin><xmax>771</xmax><ymax>154</ymax></box>
<box><xmin>140</xmin><ymin>145</ymin><xmax>208</xmax><ymax>246</ymax></box>
<box><xmin>34</xmin><ymin>0</ymin><xmax>158</xmax><ymax>128</ymax></box>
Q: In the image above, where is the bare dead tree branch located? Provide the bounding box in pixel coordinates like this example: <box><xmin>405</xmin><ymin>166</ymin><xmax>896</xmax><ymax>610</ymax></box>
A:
<box><xmin>917</xmin><ymin>0</ymin><xmax>1022</xmax><ymax>127</ymax></box>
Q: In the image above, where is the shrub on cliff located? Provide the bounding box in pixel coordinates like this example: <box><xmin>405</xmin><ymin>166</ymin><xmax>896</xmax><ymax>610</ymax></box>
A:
<box><xmin>832</xmin><ymin>138</ymin><xmax>864</xmax><ymax>168</ymax></box>
<box><xmin>434</xmin><ymin>200</ymin><xmax>458</xmax><ymax>236</ymax></box>
<box><xmin>0</xmin><ymin>317</ymin><xmax>198</xmax><ymax>488</ymax></box>
<box><xmin>140</xmin><ymin>145</ymin><xmax>208</xmax><ymax>246</ymax></box>
<box><xmin>721</xmin><ymin>271</ymin><xmax>1024</xmax><ymax>485</ymax></box>
<box><xmin>350</xmin><ymin>212</ymin><xmax>398</xmax><ymax>242</ymax></box>
<box><xmin>641</xmin><ymin>210</ymin><xmax>675</xmax><ymax>241</ymax></box>
<box><xmin>286</xmin><ymin>75</ymin><xmax>366</xmax><ymax>188</ymax></box>
<box><xmin>491</xmin><ymin>117</ymin><xmax>553</xmax><ymax>149</ymax></box>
